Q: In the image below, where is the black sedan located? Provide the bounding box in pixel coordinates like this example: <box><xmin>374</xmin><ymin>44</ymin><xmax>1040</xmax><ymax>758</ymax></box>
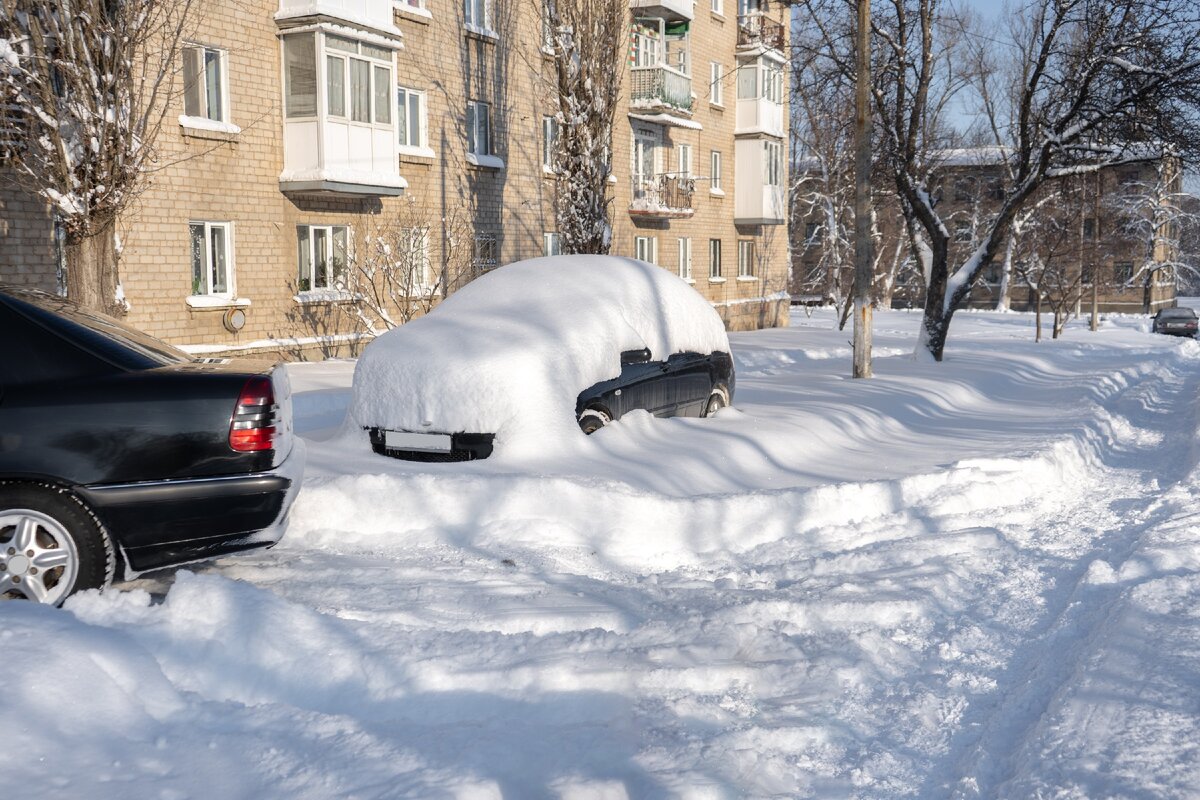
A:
<box><xmin>574</xmin><ymin>347</ymin><xmax>735</xmax><ymax>435</ymax></box>
<box><xmin>0</xmin><ymin>287</ymin><xmax>303</xmax><ymax>604</ymax></box>
<box><xmin>1152</xmin><ymin>306</ymin><xmax>1198</xmax><ymax>338</ymax></box>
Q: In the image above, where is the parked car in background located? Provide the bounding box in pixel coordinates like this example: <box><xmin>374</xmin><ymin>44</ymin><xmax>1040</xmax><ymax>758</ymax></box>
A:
<box><xmin>0</xmin><ymin>287</ymin><xmax>304</xmax><ymax>604</ymax></box>
<box><xmin>353</xmin><ymin>256</ymin><xmax>735</xmax><ymax>462</ymax></box>
<box><xmin>1152</xmin><ymin>306</ymin><xmax>1198</xmax><ymax>338</ymax></box>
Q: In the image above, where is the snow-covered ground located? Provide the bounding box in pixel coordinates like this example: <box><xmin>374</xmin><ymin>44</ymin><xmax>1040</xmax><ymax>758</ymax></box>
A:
<box><xmin>8</xmin><ymin>307</ymin><xmax>1200</xmax><ymax>799</ymax></box>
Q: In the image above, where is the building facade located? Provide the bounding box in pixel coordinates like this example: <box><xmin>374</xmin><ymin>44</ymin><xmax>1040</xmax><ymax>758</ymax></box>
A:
<box><xmin>790</xmin><ymin>151</ymin><xmax>1182</xmax><ymax>316</ymax></box>
<box><xmin>0</xmin><ymin>0</ymin><xmax>790</xmax><ymax>358</ymax></box>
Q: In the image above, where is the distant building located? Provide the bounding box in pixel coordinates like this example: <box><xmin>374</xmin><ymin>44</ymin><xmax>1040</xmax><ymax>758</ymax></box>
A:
<box><xmin>790</xmin><ymin>148</ymin><xmax>1182</xmax><ymax>315</ymax></box>
<box><xmin>0</xmin><ymin>0</ymin><xmax>791</xmax><ymax>358</ymax></box>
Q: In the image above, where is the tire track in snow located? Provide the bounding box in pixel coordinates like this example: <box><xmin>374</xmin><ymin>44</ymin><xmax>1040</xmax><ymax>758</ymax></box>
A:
<box><xmin>929</xmin><ymin>351</ymin><xmax>1200</xmax><ymax>799</ymax></box>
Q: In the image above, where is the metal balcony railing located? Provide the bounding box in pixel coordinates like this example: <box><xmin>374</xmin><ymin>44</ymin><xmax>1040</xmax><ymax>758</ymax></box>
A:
<box><xmin>630</xmin><ymin>174</ymin><xmax>695</xmax><ymax>216</ymax></box>
<box><xmin>630</xmin><ymin>65</ymin><xmax>693</xmax><ymax>112</ymax></box>
<box><xmin>737</xmin><ymin>13</ymin><xmax>785</xmax><ymax>52</ymax></box>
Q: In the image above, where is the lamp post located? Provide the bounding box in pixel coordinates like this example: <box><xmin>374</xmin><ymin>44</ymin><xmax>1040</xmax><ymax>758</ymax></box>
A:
<box><xmin>852</xmin><ymin>0</ymin><xmax>873</xmax><ymax>378</ymax></box>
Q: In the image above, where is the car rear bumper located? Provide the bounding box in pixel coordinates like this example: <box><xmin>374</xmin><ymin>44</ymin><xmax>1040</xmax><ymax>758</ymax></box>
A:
<box><xmin>367</xmin><ymin>427</ymin><xmax>494</xmax><ymax>461</ymax></box>
<box><xmin>78</xmin><ymin>438</ymin><xmax>307</xmax><ymax>575</ymax></box>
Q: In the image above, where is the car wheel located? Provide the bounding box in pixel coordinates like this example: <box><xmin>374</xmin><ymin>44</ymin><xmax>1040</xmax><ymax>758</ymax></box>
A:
<box><xmin>0</xmin><ymin>483</ymin><xmax>114</xmax><ymax>605</ymax></box>
<box><xmin>578</xmin><ymin>409</ymin><xmax>611</xmax><ymax>435</ymax></box>
<box><xmin>703</xmin><ymin>390</ymin><xmax>728</xmax><ymax>417</ymax></box>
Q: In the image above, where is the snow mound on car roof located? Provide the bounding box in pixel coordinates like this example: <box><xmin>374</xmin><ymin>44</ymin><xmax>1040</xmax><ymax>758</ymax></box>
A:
<box><xmin>350</xmin><ymin>255</ymin><xmax>730</xmax><ymax>458</ymax></box>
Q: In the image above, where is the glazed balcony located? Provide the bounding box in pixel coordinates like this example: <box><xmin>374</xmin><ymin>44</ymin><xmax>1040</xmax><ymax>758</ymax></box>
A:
<box><xmin>629</xmin><ymin>0</ymin><xmax>694</xmax><ymax>23</ymax></box>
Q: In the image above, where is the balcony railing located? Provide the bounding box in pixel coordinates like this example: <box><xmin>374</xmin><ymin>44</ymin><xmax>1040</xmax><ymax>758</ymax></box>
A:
<box><xmin>737</xmin><ymin>13</ymin><xmax>785</xmax><ymax>52</ymax></box>
<box><xmin>630</xmin><ymin>174</ymin><xmax>695</xmax><ymax>218</ymax></box>
<box><xmin>630</xmin><ymin>65</ymin><xmax>693</xmax><ymax>113</ymax></box>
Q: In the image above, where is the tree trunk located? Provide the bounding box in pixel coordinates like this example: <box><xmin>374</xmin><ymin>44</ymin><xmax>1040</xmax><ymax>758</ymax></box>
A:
<box><xmin>65</xmin><ymin>221</ymin><xmax>122</xmax><ymax>315</ymax></box>
<box><xmin>918</xmin><ymin>234</ymin><xmax>951</xmax><ymax>361</ymax></box>
<box><xmin>1035</xmin><ymin>292</ymin><xmax>1043</xmax><ymax>342</ymax></box>
<box><xmin>1090</xmin><ymin>279</ymin><xmax>1099</xmax><ymax>331</ymax></box>
<box><xmin>996</xmin><ymin>237</ymin><xmax>1014</xmax><ymax>311</ymax></box>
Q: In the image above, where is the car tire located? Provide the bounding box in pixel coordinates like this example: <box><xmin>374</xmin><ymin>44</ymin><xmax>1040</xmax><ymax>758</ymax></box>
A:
<box><xmin>0</xmin><ymin>483</ymin><xmax>114</xmax><ymax>605</ymax></box>
<box><xmin>703</xmin><ymin>389</ymin><xmax>728</xmax><ymax>417</ymax></box>
<box><xmin>578</xmin><ymin>408</ymin><xmax>611</xmax><ymax>435</ymax></box>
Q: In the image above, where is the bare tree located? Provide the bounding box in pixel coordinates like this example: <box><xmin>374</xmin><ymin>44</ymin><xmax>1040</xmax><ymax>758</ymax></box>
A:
<box><xmin>543</xmin><ymin>0</ymin><xmax>624</xmax><ymax>254</ymax></box>
<box><xmin>0</xmin><ymin>0</ymin><xmax>197</xmax><ymax>314</ymax></box>
<box><xmin>338</xmin><ymin>199</ymin><xmax>476</xmax><ymax>335</ymax></box>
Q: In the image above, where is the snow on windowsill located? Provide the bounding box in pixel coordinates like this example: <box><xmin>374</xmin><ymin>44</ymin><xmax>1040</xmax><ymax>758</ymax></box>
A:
<box><xmin>394</xmin><ymin>2</ymin><xmax>432</xmax><ymax>22</ymax></box>
<box><xmin>710</xmin><ymin>188</ymin><xmax>726</xmax><ymax>197</ymax></box>
<box><xmin>737</xmin><ymin>275</ymin><xmax>760</xmax><ymax>283</ymax></box>
<box><xmin>294</xmin><ymin>289</ymin><xmax>359</xmax><ymax>304</ymax></box>
<box><xmin>186</xmin><ymin>295</ymin><xmax>251</xmax><ymax>310</ymax></box>
<box><xmin>542</xmin><ymin>166</ymin><xmax>557</xmax><ymax>177</ymax></box>
<box><xmin>711</xmin><ymin>290</ymin><xmax>790</xmax><ymax>308</ymax></box>
<box><xmin>398</xmin><ymin>145</ymin><xmax>436</xmax><ymax>160</ymax></box>
<box><xmin>464</xmin><ymin>23</ymin><xmax>499</xmax><ymax>41</ymax></box>
<box><xmin>179</xmin><ymin>115</ymin><xmax>241</xmax><ymax>136</ymax></box>
<box><xmin>708</xmin><ymin>277</ymin><xmax>727</xmax><ymax>284</ymax></box>
<box><xmin>466</xmin><ymin>152</ymin><xmax>505</xmax><ymax>170</ymax></box>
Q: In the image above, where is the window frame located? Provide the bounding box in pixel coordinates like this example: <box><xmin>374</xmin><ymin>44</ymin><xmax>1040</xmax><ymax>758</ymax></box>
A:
<box><xmin>711</xmin><ymin>0</ymin><xmax>724</xmax><ymax>15</ymax></box>
<box><xmin>464</xmin><ymin>0</ymin><xmax>493</xmax><ymax>32</ymax></box>
<box><xmin>467</xmin><ymin>100</ymin><xmax>493</xmax><ymax>156</ymax></box>
<box><xmin>183</xmin><ymin>44</ymin><xmax>230</xmax><ymax>124</ymax></box>
<box><xmin>709</xmin><ymin>238</ymin><xmax>723</xmax><ymax>280</ymax></box>
<box><xmin>473</xmin><ymin>233</ymin><xmax>499</xmax><ymax>272</ymax></box>
<box><xmin>543</xmin><ymin>231</ymin><xmax>562</xmax><ymax>257</ymax></box>
<box><xmin>677</xmin><ymin>237</ymin><xmax>693</xmax><ymax>281</ymax></box>
<box><xmin>397</xmin><ymin>86</ymin><xmax>428</xmax><ymax>150</ymax></box>
<box><xmin>764</xmin><ymin>140</ymin><xmax>782</xmax><ymax>186</ymax></box>
<box><xmin>710</xmin><ymin>150</ymin><xmax>723</xmax><ymax>192</ymax></box>
<box><xmin>676</xmin><ymin>143</ymin><xmax>692</xmax><ymax>178</ymax></box>
<box><xmin>189</xmin><ymin>221</ymin><xmax>234</xmax><ymax>298</ymax></box>
<box><xmin>737</xmin><ymin>239</ymin><xmax>756</xmax><ymax>279</ymax></box>
<box><xmin>709</xmin><ymin>61</ymin><xmax>724</xmax><ymax>105</ymax></box>
<box><xmin>296</xmin><ymin>224</ymin><xmax>350</xmax><ymax>292</ymax></box>
<box><xmin>542</xmin><ymin>115</ymin><xmax>559</xmax><ymax>172</ymax></box>
<box><xmin>635</xmin><ymin>235</ymin><xmax>658</xmax><ymax>265</ymax></box>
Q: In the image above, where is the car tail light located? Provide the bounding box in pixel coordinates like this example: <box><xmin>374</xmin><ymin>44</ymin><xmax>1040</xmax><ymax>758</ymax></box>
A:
<box><xmin>229</xmin><ymin>376</ymin><xmax>277</xmax><ymax>452</ymax></box>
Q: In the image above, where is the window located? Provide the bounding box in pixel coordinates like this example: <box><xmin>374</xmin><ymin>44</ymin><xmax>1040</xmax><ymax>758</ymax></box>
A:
<box><xmin>398</xmin><ymin>0</ymin><xmax>425</xmax><ymax>9</ymax></box>
<box><xmin>709</xmin><ymin>238</ymin><xmax>723</xmax><ymax>279</ymax></box>
<box><xmin>1114</xmin><ymin>261</ymin><xmax>1134</xmax><ymax>284</ymax></box>
<box><xmin>283</xmin><ymin>34</ymin><xmax>317</xmax><ymax>118</ymax></box>
<box><xmin>1083</xmin><ymin>218</ymin><xmax>1097</xmax><ymax>239</ymax></box>
<box><xmin>762</xmin><ymin>60</ymin><xmax>783</xmax><ymax>103</ymax></box>
<box><xmin>541</xmin><ymin>0</ymin><xmax>555</xmax><ymax>49</ymax></box>
<box><xmin>804</xmin><ymin>222</ymin><xmax>821</xmax><ymax>244</ymax></box>
<box><xmin>632</xmin><ymin>24</ymin><xmax>660</xmax><ymax>68</ymax></box>
<box><xmin>954</xmin><ymin>177</ymin><xmax>975</xmax><ymax>202</ymax></box>
<box><xmin>677</xmin><ymin>237</ymin><xmax>693</xmax><ymax>280</ymax></box>
<box><xmin>465</xmin><ymin>0</ymin><xmax>491</xmax><ymax>30</ymax></box>
<box><xmin>467</xmin><ymin>101</ymin><xmax>492</xmax><ymax>156</ymax></box>
<box><xmin>401</xmin><ymin>227</ymin><xmax>432</xmax><ymax>291</ymax></box>
<box><xmin>397</xmin><ymin>87</ymin><xmax>427</xmax><ymax>149</ymax></box>
<box><xmin>189</xmin><ymin>222</ymin><xmax>233</xmax><ymax>296</ymax></box>
<box><xmin>676</xmin><ymin>143</ymin><xmax>692</xmax><ymax>178</ymax></box>
<box><xmin>709</xmin><ymin>62</ymin><xmax>724</xmax><ymax>105</ymax></box>
<box><xmin>635</xmin><ymin>235</ymin><xmax>658</xmax><ymax>264</ymax></box>
<box><xmin>711</xmin><ymin>150</ymin><xmax>723</xmax><ymax>191</ymax></box>
<box><xmin>711</xmin><ymin>0</ymin><xmax>724</xmax><ymax>14</ymax></box>
<box><xmin>764</xmin><ymin>140</ymin><xmax>782</xmax><ymax>186</ymax></box>
<box><xmin>739</xmin><ymin>58</ymin><xmax>782</xmax><ymax>103</ymax></box>
<box><xmin>737</xmin><ymin>63</ymin><xmax>757</xmax><ymax>99</ymax></box>
<box><xmin>474</xmin><ymin>233</ymin><xmax>498</xmax><ymax>271</ymax></box>
<box><xmin>544</xmin><ymin>232</ymin><xmax>561</xmax><ymax>256</ymax></box>
<box><xmin>954</xmin><ymin>219</ymin><xmax>971</xmax><ymax>243</ymax></box>
<box><xmin>183</xmin><ymin>45</ymin><xmax>227</xmax><ymax>123</ymax></box>
<box><xmin>1082</xmin><ymin>263</ymin><xmax>1095</xmax><ymax>284</ymax></box>
<box><xmin>296</xmin><ymin>225</ymin><xmax>349</xmax><ymax>291</ymax></box>
<box><xmin>324</xmin><ymin>35</ymin><xmax>393</xmax><ymax>125</ymax></box>
<box><xmin>543</xmin><ymin>116</ymin><xmax>559</xmax><ymax>171</ymax></box>
<box><xmin>738</xmin><ymin>240</ymin><xmax>756</xmax><ymax>278</ymax></box>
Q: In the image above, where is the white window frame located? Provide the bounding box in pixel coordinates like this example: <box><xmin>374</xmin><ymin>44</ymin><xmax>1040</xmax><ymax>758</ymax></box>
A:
<box><xmin>677</xmin><ymin>237</ymin><xmax>693</xmax><ymax>281</ymax></box>
<box><xmin>635</xmin><ymin>235</ymin><xmax>658</xmax><ymax>265</ymax></box>
<box><xmin>711</xmin><ymin>0</ymin><xmax>724</xmax><ymax>15</ymax></box>
<box><xmin>709</xmin><ymin>62</ymin><xmax>724</xmax><ymax>105</ymax></box>
<box><xmin>296</xmin><ymin>224</ymin><xmax>350</xmax><ymax>291</ymax></box>
<box><xmin>464</xmin><ymin>0</ymin><xmax>494</xmax><ymax>34</ymax></box>
<box><xmin>543</xmin><ymin>231</ymin><xmax>562</xmax><ymax>256</ymax></box>
<box><xmin>324</xmin><ymin>36</ymin><xmax>393</xmax><ymax>127</ymax></box>
<box><xmin>183</xmin><ymin>44</ymin><xmax>229</xmax><ymax>124</ymax></box>
<box><xmin>764</xmin><ymin>140</ymin><xmax>782</xmax><ymax>186</ymax></box>
<box><xmin>710</xmin><ymin>150</ymin><xmax>723</xmax><ymax>193</ymax></box>
<box><xmin>397</xmin><ymin>86</ymin><xmax>428</xmax><ymax>152</ymax></box>
<box><xmin>189</xmin><ymin>221</ymin><xmax>234</xmax><ymax>298</ymax></box>
<box><xmin>676</xmin><ymin>143</ymin><xmax>692</xmax><ymax>178</ymax></box>
<box><xmin>542</xmin><ymin>116</ymin><xmax>559</xmax><ymax>172</ymax></box>
<box><xmin>709</xmin><ymin>238</ymin><xmax>723</xmax><ymax>281</ymax></box>
<box><xmin>402</xmin><ymin>227</ymin><xmax>434</xmax><ymax>293</ymax></box>
<box><xmin>738</xmin><ymin>239</ymin><xmax>756</xmax><ymax>278</ymax></box>
<box><xmin>467</xmin><ymin>100</ymin><xmax>493</xmax><ymax>156</ymax></box>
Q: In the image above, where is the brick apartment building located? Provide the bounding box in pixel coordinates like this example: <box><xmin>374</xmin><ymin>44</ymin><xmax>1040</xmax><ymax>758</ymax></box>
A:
<box><xmin>0</xmin><ymin>0</ymin><xmax>790</xmax><ymax>358</ymax></box>
<box><xmin>791</xmin><ymin>149</ymin><xmax>1182</xmax><ymax>315</ymax></box>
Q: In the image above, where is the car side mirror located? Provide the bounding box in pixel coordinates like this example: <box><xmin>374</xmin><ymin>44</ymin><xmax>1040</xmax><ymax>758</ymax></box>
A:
<box><xmin>620</xmin><ymin>348</ymin><xmax>652</xmax><ymax>365</ymax></box>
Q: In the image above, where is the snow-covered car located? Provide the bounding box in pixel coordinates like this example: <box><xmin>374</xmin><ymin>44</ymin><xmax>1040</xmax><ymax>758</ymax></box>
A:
<box><xmin>351</xmin><ymin>256</ymin><xmax>734</xmax><ymax>461</ymax></box>
<box><xmin>1151</xmin><ymin>306</ymin><xmax>1198</xmax><ymax>337</ymax></box>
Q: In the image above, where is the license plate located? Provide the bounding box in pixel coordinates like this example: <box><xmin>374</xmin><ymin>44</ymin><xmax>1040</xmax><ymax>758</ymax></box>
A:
<box><xmin>384</xmin><ymin>430</ymin><xmax>453</xmax><ymax>452</ymax></box>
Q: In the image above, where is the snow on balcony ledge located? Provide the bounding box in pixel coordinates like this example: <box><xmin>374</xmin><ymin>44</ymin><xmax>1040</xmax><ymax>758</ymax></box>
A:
<box><xmin>628</xmin><ymin>112</ymin><xmax>703</xmax><ymax>131</ymax></box>
<box><xmin>279</xmin><ymin>167</ymin><xmax>407</xmax><ymax>197</ymax></box>
<box><xmin>275</xmin><ymin>1</ymin><xmax>402</xmax><ymax>38</ymax></box>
